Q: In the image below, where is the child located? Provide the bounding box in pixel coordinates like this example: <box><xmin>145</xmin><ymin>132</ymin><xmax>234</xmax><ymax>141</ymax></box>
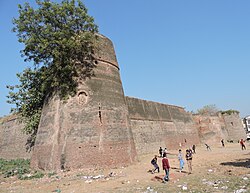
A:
<box><xmin>162</xmin><ymin>154</ymin><xmax>170</xmax><ymax>183</ymax></box>
<box><xmin>159</xmin><ymin>147</ymin><xmax>163</xmax><ymax>157</ymax></box>
<box><xmin>151</xmin><ymin>155</ymin><xmax>160</xmax><ymax>173</ymax></box>
<box><xmin>185</xmin><ymin>148</ymin><xmax>193</xmax><ymax>174</ymax></box>
<box><xmin>178</xmin><ymin>149</ymin><xmax>184</xmax><ymax>172</ymax></box>
<box><xmin>163</xmin><ymin>147</ymin><xmax>168</xmax><ymax>157</ymax></box>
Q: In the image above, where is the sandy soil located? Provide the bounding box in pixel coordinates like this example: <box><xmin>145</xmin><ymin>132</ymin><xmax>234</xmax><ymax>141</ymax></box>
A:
<box><xmin>0</xmin><ymin>142</ymin><xmax>249</xmax><ymax>193</ymax></box>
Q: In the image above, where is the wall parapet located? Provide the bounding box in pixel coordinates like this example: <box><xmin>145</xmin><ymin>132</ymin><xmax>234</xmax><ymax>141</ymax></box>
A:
<box><xmin>125</xmin><ymin>96</ymin><xmax>193</xmax><ymax>123</ymax></box>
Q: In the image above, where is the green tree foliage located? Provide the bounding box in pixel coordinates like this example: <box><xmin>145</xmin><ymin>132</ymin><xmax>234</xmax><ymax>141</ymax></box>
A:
<box><xmin>196</xmin><ymin>104</ymin><xmax>219</xmax><ymax>116</ymax></box>
<box><xmin>7</xmin><ymin>0</ymin><xmax>98</xmax><ymax>150</ymax></box>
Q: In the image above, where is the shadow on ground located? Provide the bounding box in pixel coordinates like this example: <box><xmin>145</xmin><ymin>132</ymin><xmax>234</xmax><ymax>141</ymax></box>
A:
<box><xmin>220</xmin><ymin>158</ymin><xmax>250</xmax><ymax>168</ymax></box>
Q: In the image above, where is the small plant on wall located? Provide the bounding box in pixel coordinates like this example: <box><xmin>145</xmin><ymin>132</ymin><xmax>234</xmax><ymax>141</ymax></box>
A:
<box><xmin>219</xmin><ymin>110</ymin><xmax>240</xmax><ymax>115</ymax></box>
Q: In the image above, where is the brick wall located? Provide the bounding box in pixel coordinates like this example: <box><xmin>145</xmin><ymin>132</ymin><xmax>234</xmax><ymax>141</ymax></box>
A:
<box><xmin>126</xmin><ymin>97</ymin><xmax>200</xmax><ymax>154</ymax></box>
<box><xmin>31</xmin><ymin>34</ymin><xmax>137</xmax><ymax>171</ymax></box>
<box><xmin>0</xmin><ymin>115</ymin><xmax>30</xmax><ymax>159</ymax></box>
<box><xmin>193</xmin><ymin>113</ymin><xmax>246</xmax><ymax>144</ymax></box>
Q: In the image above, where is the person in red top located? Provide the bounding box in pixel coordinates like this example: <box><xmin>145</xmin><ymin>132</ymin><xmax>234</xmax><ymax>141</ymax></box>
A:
<box><xmin>162</xmin><ymin>154</ymin><xmax>170</xmax><ymax>183</ymax></box>
<box><xmin>240</xmin><ymin>139</ymin><xmax>246</xmax><ymax>150</ymax></box>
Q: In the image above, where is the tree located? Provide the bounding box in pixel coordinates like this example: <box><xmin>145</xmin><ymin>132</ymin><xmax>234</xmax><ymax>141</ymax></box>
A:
<box><xmin>196</xmin><ymin>104</ymin><xmax>219</xmax><ymax>116</ymax></box>
<box><xmin>7</xmin><ymin>0</ymin><xmax>98</xmax><ymax>151</ymax></box>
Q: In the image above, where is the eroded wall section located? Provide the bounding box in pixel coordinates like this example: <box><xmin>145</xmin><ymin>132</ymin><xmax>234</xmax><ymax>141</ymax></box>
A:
<box><xmin>193</xmin><ymin>115</ymin><xmax>228</xmax><ymax>144</ymax></box>
<box><xmin>193</xmin><ymin>113</ymin><xmax>246</xmax><ymax>144</ymax></box>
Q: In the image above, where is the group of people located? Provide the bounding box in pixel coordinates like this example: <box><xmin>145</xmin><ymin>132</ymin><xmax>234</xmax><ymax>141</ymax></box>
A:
<box><xmin>158</xmin><ymin>147</ymin><xmax>168</xmax><ymax>158</ymax></box>
<box><xmin>205</xmin><ymin>138</ymin><xmax>248</xmax><ymax>151</ymax></box>
<box><xmin>150</xmin><ymin>138</ymin><xmax>248</xmax><ymax>183</ymax></box>
<box><xmin>221</xmin><ymin>138</ymin><xmax>247</xmax><ymax>150</ymax></box>
<box><xmin>150</xmin><ymin>153</ymin><xmax>170</xmax><ymax>183</ymax></box>
<box><xmin>151</xmin><ymin>146</ymin><xmax>194</xmax><ymax>183</ymax></box>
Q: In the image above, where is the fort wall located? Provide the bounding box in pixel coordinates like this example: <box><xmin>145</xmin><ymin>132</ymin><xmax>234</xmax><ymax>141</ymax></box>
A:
<box><xmin>193</xmin><ymin>115</ymin><xmax>228</xmax><ymax>144</ymax></box>
<box><xmin>0</xmin><ymin>34</ymin><xmax>247</xmax><ymax>171</ymax></box>
<box><xmin>30</xmin><ymin>34</ymin><xmax>137</xmax><ymax>171</ymax></box>
<box><xmin>222</xmin><ymin>113</ymin><xmax>246</xmax><ymax>142</ymax></box>
<box><xmin>126</xmin><ymin>97</ymin><xmax>200</xmax><ymax>154</ymax></box>
<box><xmin>193</xmin><ymin>113</ymin><xmax>246</xmax><ymax>144</ymax></box>
<box><xmin>0</xmin><ymin>115</ymin><xmax>30</xmax><ymax>159</ymax></box>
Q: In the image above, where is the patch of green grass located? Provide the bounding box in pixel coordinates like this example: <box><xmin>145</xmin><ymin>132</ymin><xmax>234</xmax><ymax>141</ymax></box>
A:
<box><xmin>0</xmin><ymin>158</ymin><xmax>44</xmax><ymax>180</ymax></box>
<box><xmin>19</xmin><ymin>171</ymin><xmax>44</xmax><ymax>180</ymax></box>
<box><xmin>0</xmin><ymin>158</ymin><xmax>30</xmax><ymax>178</ymax></box>
<box><xmin>48</xmin><ymin>171</ymin><xmax>57</xmax><ymax>178</ymax></box>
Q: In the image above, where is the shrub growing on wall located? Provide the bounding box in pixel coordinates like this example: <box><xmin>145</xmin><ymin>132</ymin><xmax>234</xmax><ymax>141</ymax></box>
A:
<box><xmin>219</xmin><ymin>110</ymin><xmax>240</xmax><ymax>115</ymax></box>
<box><xmin>196</xmin><ymin>104</ymin><xmax>219</xmax><ymax>116</ymax></box>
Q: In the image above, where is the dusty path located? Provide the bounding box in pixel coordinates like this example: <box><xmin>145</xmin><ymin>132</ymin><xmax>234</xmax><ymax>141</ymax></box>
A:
<box><xmin>0</xmin><ymin>142</ymin><xmax>249</xmax><ymax>193</ymax></box>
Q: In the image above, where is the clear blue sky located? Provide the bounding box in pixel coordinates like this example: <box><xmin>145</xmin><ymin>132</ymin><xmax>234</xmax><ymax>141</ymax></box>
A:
<box><xmin>0</xmin><ymin>0</ymin><xmax>250</xmax><ymax>118</ymax></box>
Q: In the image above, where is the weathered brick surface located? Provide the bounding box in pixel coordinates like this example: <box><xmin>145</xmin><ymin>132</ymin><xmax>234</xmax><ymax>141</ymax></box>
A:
<box><xmin>0</xmin><ymin>115</ymin><xmax>30</xmax><ymax>159</ymax></box>
<box><xmin>222</xmin><ymin>113</ymin><xmax>246</xmax><ymax>142</ymax></box>
<box><xmin>193</xmin><ymin>113</ymin><xmax>246</xmax><ymax>144</ymax></box>
<box><xmin>193</xmin><ymin>115</ymin><xmax>228</xmax><ymax>144</ymax></box>
<box><xmin>126</xmin><ymin>97</ymin><xmax>200</xmax><ymax>154</ymax></box>
<box><xmin>31</xmin><ymin>35</ymin><xmax>137</xmax><ymax>171</ymax></box>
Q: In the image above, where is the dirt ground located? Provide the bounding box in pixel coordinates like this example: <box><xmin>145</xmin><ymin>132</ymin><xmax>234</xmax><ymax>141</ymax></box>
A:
<box><xmin>0</xmin><ymin>142</ymin><xmax>249</xmax><ymax>193</ymax></box>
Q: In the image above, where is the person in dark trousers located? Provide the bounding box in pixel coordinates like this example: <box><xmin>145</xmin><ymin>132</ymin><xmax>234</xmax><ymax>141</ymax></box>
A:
<box><xmin>185</xmin><ymin>148</ymin><xmax>193</xmax><ymax>174</ymax></box>
<box><xmin>240</xmin><ymin>139</ymin><xmax>246</xmax><ymax>150</ymax></box>
<box><xmin>192</xmin><ymin>144</ymin><xmax>196</xmax><ymax>154</ymax></box>
<box><xmin>205</xmin><ymin>143</ymin><xmax>211</xmax><ymax>151</ymax></box>
<box><xmin>162</xmin><ymin>154</ymin><xmax>170</xmax><ymax>183</ymax></box>
<box><xmin>163</xmin><ymin>147</ymin><xmax>167</xmax><ymax>156</ymax></box>
<box><xmin>151</xmin><ymin>155</ymin><xmax>160</xmax><ymax>173</ymax></box>
<box><xmin>159</xmin><ymin>147</ymin><xmax>163</xmax><ymax>157</ymax></box>
<box><xmin>221</xmin><ymin>139</ymin><xmax>225</xmax><ymax>147</ymax></box>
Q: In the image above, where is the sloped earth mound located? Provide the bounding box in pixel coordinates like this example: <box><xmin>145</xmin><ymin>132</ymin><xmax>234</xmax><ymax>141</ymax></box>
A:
<box><xmin>0</xmin><ymin>142</ymin><xmax>249</xmax><ymax>193</ymax></box>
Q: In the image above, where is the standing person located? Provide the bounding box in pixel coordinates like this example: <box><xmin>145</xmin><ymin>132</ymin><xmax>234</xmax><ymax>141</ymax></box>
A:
<box><xmin>240</xmin><ymin>139</ymin><xmax>246</xmax><ymax>150</ymax></box>
<box><xmin>178</xmin><ymin>149</ymin><xmax>184</xmax><ymax>173</ymax></box>
<box><xmin>151</xmin><ymin>155</ymin><xmax>160</xmax><ymax>173</ymax></box>
<box><xmin>162</xmin><ymin>154</ymin><xmax>170</xmax><ymax>183</ymax></box>
<box><xmin>205</xmin><ymin>143</ymin><xmax>211</xmax><ymax>151</ymax></box>
<box><xmin>185</xmin><ymin>149</ymin><xmax>192</xmax><ymax>174</ymax></box>
<box><xmin>163</xmin><ymin>147</ymin><xmax>167</xmax><ymax>157</ymax></box>
<box><xmin>159</xmin><ymin>147</ymin><xmax>163</xmax><ymax>157</ymax></box>
<box><xmin>221</xmin><ymin>139</ymin><xmax>225</xmax><ymax>147</ymax></box>
<box><xmin>192</xmin><ymin>144</ymin><xmax>196</xmax><ymax>154</ymax></box>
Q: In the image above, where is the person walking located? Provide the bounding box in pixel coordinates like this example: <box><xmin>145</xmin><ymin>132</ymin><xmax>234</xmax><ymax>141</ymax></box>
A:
<box><xmin>240</xmin><ymin>139</ymin><xmax>246</xmax><ymax>150</ymax></box>
<box><xmin>151</xmin><ymin>155</ymin><xmax>160</xmax><ymax>173</ymax></box>
<box><xmin>178</xmin><ymin>149</ymin><xmax>184</xmax><ymax>173</ymax></box>
<box><xmin>205</xmin><ymin>143</ymin><xmax>211</xmax><ymax>151</ymax></box>
<box><xmin>221</xmin><ymin>139</ymin><xmax>225</xmax><ymax>147</ymax></box>
<box><xmin>162</xmin><ymin>154</ymin><xmax>170</xmax><ymax>183</ymax></box>
<box><xmin>185</xmin><ymin>148</ymin><xmax>193</xmax><ymax>174</ymax></box>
